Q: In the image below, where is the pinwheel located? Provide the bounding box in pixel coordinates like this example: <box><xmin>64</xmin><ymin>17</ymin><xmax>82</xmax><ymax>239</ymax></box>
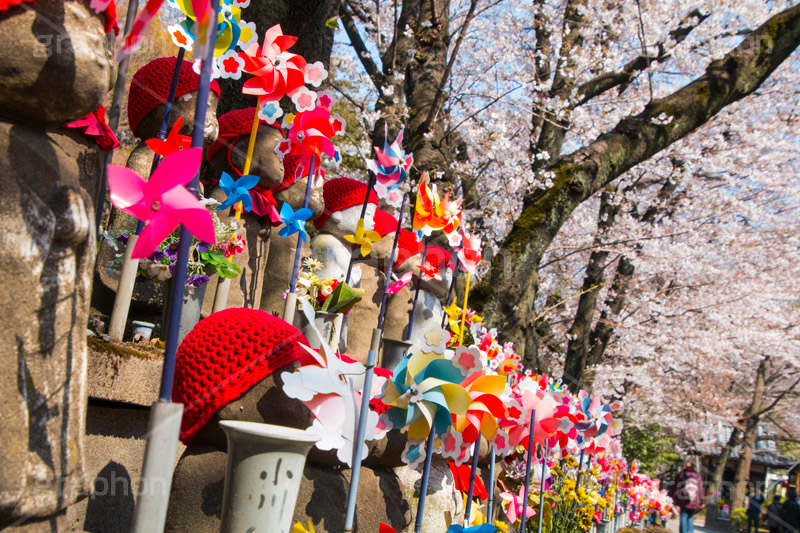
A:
<box><xmin>145</xmin><ymin>115</ymin><xmax>192</xmax><ymax>156</ymax></box>
<box><xmin>448</xmin><ymin>523</ymin><xmax>497</xmax><ymax>533</ymax></box>
<box><xmin>277</xmin><ymin>202</ymin><xmax>313</xmax><ymax>242</ymax></box>
<box><xmin>366</xmin><ymin>126</ymin><xmax>413</xmax><ymax>202</ymax></box>
<box><xmin>386</xmin><ymin>271</ymin><xmax>413</xmax><ymax>294</ymax></box>
<box><xmin>107</xmin><ymin>148</ymin><xmax>215</xmax><ymax>259</ymax></box>
<box><xmin>279</xmin><ymin>105</ymin><xmax>339</xmax><ymax>178</ymax></box>
<box><xmin>281</xmin><ymin>300</ymin><xmax>387</xmax><ymax>466</ymax></box>
<box><xmin>239</xmin><ymin>24</ymin><xmax>307</xmax><ymax>104</ymax></box>
<box><xmin>215</xmin><ymin>171</ymin><xmax>259</xmax><ymax>212</ymax></box>
<box><xmin>412</xmin><ymin>172</ymin><xmax>439</xmax><ymax>236</ymax></box>
<box><xmin>292</xmin><ymin>520</ymin><xmax>315</xmax><ymax>533</ymax></box>
<box><xmin>453</xmin><ymin>373</ymin><xmax>508</xmax><ymax>444</ymax></box>
<box><xmin>344</xmin><ymin>218</ymin><xmax>382</xmax><ymax>257</ymax></box>
<box><xmin>169</xmin><ymin>0</ymin><xmax>251</xmax><ymax>62</ymax></box>
<box><xmin>499</xmin><ymin>486</ymin><xmax>536</xmax><ymax>525</ymax></box>
<box><xmin>417</xmin><ymin>261</ymin><xmax>442</xmax><ymax>281</ymax></box>
<box><xmin>456</xmin><ymin>232</ymin><xmax>481</xmax><ymax>344</ymax></box>
<box><xmin>503</xmin><ymin>376</ymin><xmax>559</xmax><ymax>450</ymax></box>
<box><xmin>65</xmin><ymin>105</ymin><xmax>119</xmax><ymax>151</ymax></box>
<box><xmin>120</xmin><ymin>0</ymin><xmax>166</xmax><ymax>57</ymax></box>
<box><xmin>435</xmin><ymin>192</ymin><xmax>463</xmax><ymax>238</ymax></box>
<box><xmin>379</xmin><ymin>346</ymin><xmax>470</xmax><ymax>441</ymax></box>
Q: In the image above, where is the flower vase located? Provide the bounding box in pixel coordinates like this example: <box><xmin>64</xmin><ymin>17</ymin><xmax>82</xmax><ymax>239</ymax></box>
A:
<box><xmin>380</xmin><ymin>338</ymin><xmax>413</xmax><ymax>372</ymax></box>
<box><xmin>297</xmin><ymin>309</ymin><xmax>340</xmax><ymax>352</ymax></box>
<box><xmin>219</xmin><ymin>421</ymin><xmax>319</xmax><ymax>533</ymax></box>
<box><xmin>160</xmin><ymin>279</ymin><xmax>207</xmax><ymax>346</ymax></box>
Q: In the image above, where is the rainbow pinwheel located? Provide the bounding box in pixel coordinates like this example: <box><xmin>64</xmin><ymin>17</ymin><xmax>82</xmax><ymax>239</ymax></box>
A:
<box><xmin>169</xmin><ymin>0</ymin><xmax>251</xmax><ymax>59</ymax></box>
<box><xmin>281</xmin><ymin>300</ymin><xmax>387</xmax><ymax>466</ymax></box>
<box><xmin>453</xmin><ymin>373</ymin><xmax>508</xmax><ymax>444</ymax></box>
<box><xmin>107</xmin><ymin>148</ymin><xmax>214</xmax><ymax>259</ymax></box>
<box><xmin>216</xmin><ymin>171</ymin><xmax>259</xmax><ymax>212</ymax></box>
<box><xmin>458</xmin><ymin>233</ymin><xmax>482</xmax><ymax>273</ymax></box>
<box><xmin>145</xmin><ymin>115</ymin><xmax>192</xmax><ymax>156</ymax></box>
<box><xmin>366</xmin><ymin>126</ymin><xmax>413</xmax><ymax>206</ymax></box>
<box><xmin>379</xmin><ymin>339</ymin><xmax>470</xmax><ymax>441</ymax></box>
<box><xmin>499</xmin><ymin>486</ymin><xmax>535</xmax><ymax>525</ymax></box>
<box><xmin>277</xmin><ymin>202</ymin><xmax>313</xmax><ymax>242</ymax></box>
<box><xmin>239</xmin><ymin>24</ymin><xmax>307</xmax><ymax>104</ymax></box>
<box><xmin>344</xmin><ymin>219</ymin><xmax>382</xmax><ymax>257</ymax></box>
<box><xmin>278</xmin><ymin>105</ymin><xmax>340</xmax><ymax>178</ymax></box>
<box><xmin>386</xmin><ymin>271</ymin><xmax>413</xmax><ymax>294</ymax></box>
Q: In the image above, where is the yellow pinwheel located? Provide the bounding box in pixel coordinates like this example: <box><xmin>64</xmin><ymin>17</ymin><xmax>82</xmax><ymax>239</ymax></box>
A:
<box><xmin>344</xmin><ymin>218</ymin><xmax>382</xmax><ymax>257</ymax></box>
<box><xmin>292</xmin><ymin>519</ymin><xmax>315</xmax><ymax>533</ymax></box>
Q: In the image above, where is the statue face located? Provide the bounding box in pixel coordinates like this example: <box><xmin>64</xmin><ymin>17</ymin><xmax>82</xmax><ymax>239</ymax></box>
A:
<box><xmin>325</xmin><ymin>204</ymin><xmax>377</xmax><ymax>236</ymax></box>
<box><xmin>0</xmin><ymin>0</ymin><xmax>114</xmax><ymax>126</ymax></box>
<box><xmin>137</xmin><ymin>92</ymin><xmax>220</xmax><ymax>146</ymax></box>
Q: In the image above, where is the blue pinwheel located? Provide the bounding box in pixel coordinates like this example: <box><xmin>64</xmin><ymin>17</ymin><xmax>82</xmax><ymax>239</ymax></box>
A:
<box><xmin>277</xmin><ymin>202</ymin><xmax>314</xmax><ymax>242</ymax></box>
<box><xmin>216</xmin><ymin>171</ymin><xmax>260</xmax><ymax>212</ymax></box>
<box><xmin>366</xmin><ymin>125</ymin><xmax>413</xmax><ymax>205</ymax></box>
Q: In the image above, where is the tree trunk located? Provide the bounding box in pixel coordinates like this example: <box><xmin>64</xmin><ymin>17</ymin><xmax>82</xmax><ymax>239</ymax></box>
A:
<box><xmin>732</xmin><ymin>357</ymin><xmax>768</xmax><ymax>510</ymax></box>
<box><xmin>709</xmin><ymin>427</ymin><xmax>739</xmax><ymax>496</ymax></box>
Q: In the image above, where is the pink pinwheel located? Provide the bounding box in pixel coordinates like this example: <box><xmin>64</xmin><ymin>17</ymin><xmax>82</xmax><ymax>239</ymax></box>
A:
<box><xmin>279</xmin><ymin>105</ymin><xmax>338</xmax><ymax>178</ymax></box>
<box><xmin>107</xmin><ymin>148</ymin><xmax>215</xmax><ymax>259</ymax></box>
<box><xmin>120</xmin><ymin>0</ymin><xmax>166</xmax><ymax>58</ymax></box>
<box><xmin>499</xmin><ymin>486</ymin><xmax>535</xmax><ymax>524</ymax></box>
<box><xmin>457</xmin><ymin>232</ymin><xmax>482</xmax><ymax>273</ymax></box>
<box><xmin>239</xmin><ymin>24</ymin><xmax>307</xmax><ymax>103</ymax></box>
<box><xmin>503</xmin><ymin>376</ymin><xmax>559</xmax><ymax>450</ymax></box>
<box><xmin>386</xmin><ymin>271</ymin><xmax>413</xmax><ymax>294</ymax></box>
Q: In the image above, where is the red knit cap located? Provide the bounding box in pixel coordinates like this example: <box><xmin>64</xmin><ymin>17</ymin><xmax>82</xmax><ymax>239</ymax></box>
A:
<box><xmin>372</xmin><ymin>208</ymin><xmax>398</xmax><ymax>237</ymax></box>
<box><xmin>424</xmin><ymin>245</ymin><xmax>452</xmax><ymax>272</ymax></box>
<box><xmin>127</xmin><ymin>57</ymin><xmax>221</xmax><ymax>138</ymax></box>
<box><xmin>205</xmin><ymin>107</ymin><xmax>299</xmax><ymax>193</ymax></box>
<box><xmin>393</xmin><ymin>229</ymin><xmax>424</xmax><ymax>269</ymax></box>
<box><xmin>314</xmin><ymin>177</ymin><xmax>379</xmax><ymax>229</ymax></box>
<box><xmin>172</xmin><ymin>308</ymin><xmax>309</xmax><ymax>444</ymax></box>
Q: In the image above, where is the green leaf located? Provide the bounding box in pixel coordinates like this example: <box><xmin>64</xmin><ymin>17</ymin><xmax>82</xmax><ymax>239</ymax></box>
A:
<box><xmin>325</xmin><ymin>16</ymin><xmax>340</xmax><ymax>29</ymax></box>
<box><xmin>320</xmin><ymin>282</ymin><xmax>363</xmax><ymax>314</ymax></box>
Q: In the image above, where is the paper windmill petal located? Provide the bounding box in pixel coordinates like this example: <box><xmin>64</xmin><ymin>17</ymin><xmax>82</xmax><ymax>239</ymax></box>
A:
<box><xmin>107</xmin><ymin>148</ymin><xmax>214</xmax><ymax>259</ymax></box>
<box><xmin>238</xmin><ymin>24</ymin><xmax>307</xmax><ymax>102</ymax></box>
<box><xmin>366</xmin><ymin>125</ymin><xmax>413</xmax><ymax>196</ymax></box>
<box><xmin>120</xmin><ymin>0</ymin><xmax>166</xmax><ymax>58</ymax></box>
<box><xmin>386</xmin><ymin>271</ymin><xmax>413</xmax><ymax>294</ymax></box>
<box><xmin>277</xmin><ymin>202</ymin><xmax>314</xmax><ymax>242</ymax></box>
<box><xmin>458</xmin><ymin>232</ymin><xmax>482</xmax><ymax>274</ymax></box>
<box><xmin>216</xmin><ymin>171</ymin><xmax>260</xmax><ymax>212</ymax></box>
<box><xmin>344</xmin><ymin>218</ymin><xmax>382</xmax><ymax>257</ymax></box>
<box><xmin>145</xmin><ymin>115</ymin><xmax>192</xmax><ymax>156</ymax></box>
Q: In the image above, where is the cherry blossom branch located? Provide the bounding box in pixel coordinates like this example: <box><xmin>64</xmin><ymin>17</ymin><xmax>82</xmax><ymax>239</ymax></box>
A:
<box><xmin>340</xmin><ymin>0</ymin><xmax>387</xmax><ymax>93</ymax></box>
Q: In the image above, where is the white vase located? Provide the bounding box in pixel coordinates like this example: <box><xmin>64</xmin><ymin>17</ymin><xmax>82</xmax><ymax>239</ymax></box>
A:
<box><xmin>218</xmin><ymin>421</ymin><xmax>320</xmax><ymax>533</ymax></box>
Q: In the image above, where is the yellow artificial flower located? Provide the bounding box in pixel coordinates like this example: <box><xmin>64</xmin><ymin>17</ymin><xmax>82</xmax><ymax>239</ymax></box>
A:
<box><xmin>494</xmin><ymin>520</ymin><xmax>509</xmax><ymax>533</ymax></box>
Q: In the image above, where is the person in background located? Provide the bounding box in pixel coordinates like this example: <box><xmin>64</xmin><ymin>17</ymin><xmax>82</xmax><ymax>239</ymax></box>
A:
<box><xmin>747</xmin><ymin>488</ymin><xmax>765</xmax><ymax>533</ymax></box>
<box><xmin>767</xmin><ymin>496</ymin><xmax>784</xmax><ymax>533</ymax></box>
<box><xmin>781</xmin><ymin>488</ymin><xmax>800</xmax><ymax>533</ymax></box>
<box><xmin>668</xmin><ymin>458</ymin><xmax>705</xmax><ymax>533</ymax></box>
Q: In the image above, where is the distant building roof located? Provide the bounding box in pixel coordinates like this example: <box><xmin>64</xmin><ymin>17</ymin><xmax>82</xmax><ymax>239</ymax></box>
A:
<box><xmin>694</xmin><ymin>442</ymin><xmax>795</xmax><ymax>468</ymax></box>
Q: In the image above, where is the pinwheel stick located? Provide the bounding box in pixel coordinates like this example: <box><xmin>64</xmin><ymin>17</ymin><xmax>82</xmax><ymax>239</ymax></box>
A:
<box><xmin>463</xmin><ymin>433</ymin><xmax>482</xmax><ymax>527</ymax></box>
<box><xmin>108</xmin><ymin>48</ymin><xmax>185</xmax><ymax>341</ymax></box>
<box><xmin>413</xmin><ymin>430</ymin><xmax>437</xmax><ymax>533</ymax></box>
<box><xmin>235</xmin><ymin>108</ymin><xmax>261</xmax><ymax>220</ymax></box>
<box><xmin>405</xmin><ymin>237</ymin><xmax>430</xmax><ymax>342</ymax></box>
<box><xmin>574</xmin><ymin>449</ymin><xmax>586</xmax><ymax>490</ymax></box>
<box><xmin>458</xmin><ymin>271</ymin><xmax>472</xmax><ymax>345</ymax></box>
<box><xmin>343</xmin><ymin>327</ymin><xmax>382</xmax><ymax>532</ymax></box>
<box><xmin>521</xmin><ymin>409</ymin><xmax>537</xmax><ymax>533</ymax></box>
<box><xmin>95</xmin><ymin>0</ymin><xmax>139</xmax><ymax>234</ymax></box>
<box><xmin>344</xmin><ymin>173</ymin><xmax>377</xmax><ymax>285</ymax></box>
<box><xmin>377</xmin><ymin>193</ymin><xmax>407</xmax><ymax>330</ymax></box>
<box><xmin>487</xmin><ymin>443</ymin><xmax>496</xmax><ymax>521</ymax></box>
<box><xmin>440</xmin><ymin>258</ymin><xmax>461</xmax><ymax>328</ymax></box>
<box><xmin>132</xmin><ymin>4</ymin><xmax>220</xmax><ymax>532</ymax></box>
<box><xmin>289</xmin><ymin>158</ymin><xmax>316</xmax><ymax>295</ymax></box>
<box><xmin>537</xmin><ymin>439</ymin><xmax>550</xmax><ymax>533</ymax></box>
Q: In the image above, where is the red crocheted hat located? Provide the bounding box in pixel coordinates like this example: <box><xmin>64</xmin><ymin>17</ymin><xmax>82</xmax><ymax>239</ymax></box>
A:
<box><xmin>372</xmin><ymin>208</ymin><xmax>398</xmax><ymax>237</ymax></box>
<box><xmin>393</xmin><ymin>229</ymin><xmax>424</xmax><ymax>269</ymax></box>
<box><xmin>172</xmin><ymin>308</ymin><xmax>309</xmax><ymax>444</ymax></box>
<box><xmin>127</xmin><ymin>57</ymin><xmax>221</xmax><ymax>138</ymax></box>
<box><xmin>205</xmin><ymin>107</ymin><xmax>298</xmax><ymax>192</ymax></box>
<box><xmin>424</xmin><ymin>245</ymin><xmax>451</xmax><ymax>271</ymax></box>
<box><xmin>314</xmin><ymin>177</ymin><xmax>379</xmax><ymax>229</ymax></box>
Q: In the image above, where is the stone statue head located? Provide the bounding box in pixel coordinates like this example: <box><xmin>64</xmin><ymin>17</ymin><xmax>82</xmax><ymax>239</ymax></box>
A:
<box><xmin>127</xmin><ymin>57</ymin><xmax>221</xmax><ymax>146</ymax></box>
<box><xmin>0</xmin><ymin>0</ymin><xmax>116</xmax><ymax>127</ymax></box>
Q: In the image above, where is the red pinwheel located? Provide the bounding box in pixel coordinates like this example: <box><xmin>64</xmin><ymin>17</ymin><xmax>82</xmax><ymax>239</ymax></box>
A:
<box><xmin>145</xmin><ymin>115</ymin><xmax>192</xmax><ymax>156</ymax></box>
<box><xmin>457</xmin><ymin>232</ymin><xmax>482</xmax><ymax>274</ymax></box>
<box><xmin>417</xmin><ymin>261</ymin><xmax>442</xmax><ymax>281</ymax></box>
<box><xmin>239</xmin><ymin>24</ymin><xmax>307</xmax><ymax>102</ymax></box>
<box><xmin>107</xmin><ymin>148</ymin><xmax>215</xmax><ymax>259</ymax></box>
<box><xmin>279</xmin><ymin>106</ymin><xmax>338</xmax><ymax>178</ymax></box>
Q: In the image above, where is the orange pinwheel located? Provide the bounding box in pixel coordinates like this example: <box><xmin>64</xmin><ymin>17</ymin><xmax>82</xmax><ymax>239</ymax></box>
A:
<box><xmin>453</xmin><ymin>372</ymin><xmax>508</xmax><ymax>444</ymax></box>
<box><xmin>412</xmin><ymin>172</ymin><xmax>463</xmax><ymax>238</ymax></box>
